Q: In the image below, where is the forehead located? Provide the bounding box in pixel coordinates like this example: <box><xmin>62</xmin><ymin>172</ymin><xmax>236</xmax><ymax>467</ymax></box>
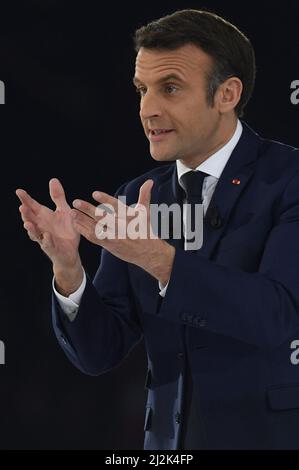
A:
<box><xmin>134</xmin><ymin>44</ymin><xmax>212</xmax><ymax>83</ymax></box>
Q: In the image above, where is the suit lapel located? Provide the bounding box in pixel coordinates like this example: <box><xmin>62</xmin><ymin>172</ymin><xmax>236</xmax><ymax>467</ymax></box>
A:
<box><xmin>198</xmin><ymin>122</ymin><xmax>260</xmax><ymax>259</ymax></box>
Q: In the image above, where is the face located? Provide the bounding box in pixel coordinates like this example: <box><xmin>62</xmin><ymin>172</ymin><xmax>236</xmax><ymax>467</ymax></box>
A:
<box><xmin>134</xmin><ymin>44</ymin><xmax>229</xmax><ymax>167</ymax></box>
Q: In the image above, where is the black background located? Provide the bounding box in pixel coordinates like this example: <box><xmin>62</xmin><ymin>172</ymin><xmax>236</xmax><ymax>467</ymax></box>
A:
<box><xmin>0</xmin><ymin>0</ymin><xmax>298</xmax><ymax>449</ymax></box>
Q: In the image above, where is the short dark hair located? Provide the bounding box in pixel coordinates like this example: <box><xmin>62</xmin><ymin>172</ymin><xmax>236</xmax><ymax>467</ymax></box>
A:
<box><xmin>134</xmin><ymin>9</ymin><xmax>256</xmax><ymax>118</ymax></box>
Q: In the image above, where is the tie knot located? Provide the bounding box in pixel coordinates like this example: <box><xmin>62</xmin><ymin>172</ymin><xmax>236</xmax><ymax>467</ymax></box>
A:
<box><xmin>180</xmin><ymin>170</ymin><xmax>208</xmax><ymax>200</ymax></box>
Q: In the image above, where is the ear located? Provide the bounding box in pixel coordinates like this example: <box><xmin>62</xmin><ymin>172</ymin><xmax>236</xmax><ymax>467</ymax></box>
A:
<box><xmin>215</xmin><ymin>77</ymin><xmax>243</xmax><ymax>115</ymax></box>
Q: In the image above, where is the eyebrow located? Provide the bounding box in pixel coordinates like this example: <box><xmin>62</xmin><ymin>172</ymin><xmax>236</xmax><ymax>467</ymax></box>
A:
<box><xmin>132</xmin><ymin>73</ymin><xmax>185</xmax><ymax>87</ymax></box>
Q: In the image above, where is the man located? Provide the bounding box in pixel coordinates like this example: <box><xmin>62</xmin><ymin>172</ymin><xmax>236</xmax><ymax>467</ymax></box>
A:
<box><xmin>16</xmin><ymin>9</ymin><xmax>299</xmax><ymax>450</ymax></box>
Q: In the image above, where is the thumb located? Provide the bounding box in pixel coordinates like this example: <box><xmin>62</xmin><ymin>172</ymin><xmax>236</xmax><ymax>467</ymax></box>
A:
<box><xmin>49</xmin><ymin>178</ymin><xmax>69</xmax><ymax>210</ymax></box>
<box><xmin>137</xmin><ymin>179</ymin><xmax>154</xmax><ymax>210</ymax></box>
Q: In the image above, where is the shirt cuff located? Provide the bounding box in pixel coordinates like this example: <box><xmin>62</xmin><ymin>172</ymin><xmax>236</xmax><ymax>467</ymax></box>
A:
<box><xmin>158</xmin><ymin>280</ymin><xmax>169</xmax><ymax>298</ymax></box>
<box><xmin>52</xmin><ymin>270</ymin><xmax>87</xmax><ymax>321</ymax></box>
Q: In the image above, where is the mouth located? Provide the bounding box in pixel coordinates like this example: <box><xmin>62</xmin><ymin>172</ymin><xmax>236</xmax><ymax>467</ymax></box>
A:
<box><xmin>148</xmin><ymin>129</ymin><xmax>175</xmax><ymax>142</ymax></box>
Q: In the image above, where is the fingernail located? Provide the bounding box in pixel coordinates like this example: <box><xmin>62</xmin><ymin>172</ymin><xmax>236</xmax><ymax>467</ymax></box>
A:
<box><xmin>73</xmin><ymin>200</ymin><xmax>81</xmax><ymax>208</ymax></box>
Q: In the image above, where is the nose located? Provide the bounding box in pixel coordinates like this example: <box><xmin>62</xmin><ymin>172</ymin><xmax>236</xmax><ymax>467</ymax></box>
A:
<box><xmin>139</xmin><ymin>91</ymin><xmax>163</xmax><ymax>121</ymax></box>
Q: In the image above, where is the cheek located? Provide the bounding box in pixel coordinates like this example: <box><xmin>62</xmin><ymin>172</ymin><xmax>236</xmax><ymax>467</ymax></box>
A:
<box><xmin>183</xmin><ymin>98</ymin><xmax>217</xmax><ymax>130</ymax></box>
<box><xmin>179</xmin><ymin>97</ymin><xmax>207</xmax><ymax>122</ymax></box>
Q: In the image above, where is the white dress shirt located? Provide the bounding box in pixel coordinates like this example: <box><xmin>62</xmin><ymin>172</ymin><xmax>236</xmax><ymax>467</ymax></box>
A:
<box><xmin>54</xmin><ymin>120</ymin><xmax>243</xmax><ymax>321</ymax></box>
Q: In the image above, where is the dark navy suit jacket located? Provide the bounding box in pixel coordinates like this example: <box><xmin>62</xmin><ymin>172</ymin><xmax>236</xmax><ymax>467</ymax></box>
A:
<box><xmin>52</xmin><ymin>122</ymin><xmax>299</xmax><ymax>449</ymax></box>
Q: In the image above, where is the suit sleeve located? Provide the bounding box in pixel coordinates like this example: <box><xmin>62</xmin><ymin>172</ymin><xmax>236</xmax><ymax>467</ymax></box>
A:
<box><xmin>158</xmin><ymin>171</ymin><xmax>299</xmax><ymax>348</ymax></box>
<box><xmin>52</xmin><ymin>183</ymin><xmax>143</xmax><ymax>375</ymax></box>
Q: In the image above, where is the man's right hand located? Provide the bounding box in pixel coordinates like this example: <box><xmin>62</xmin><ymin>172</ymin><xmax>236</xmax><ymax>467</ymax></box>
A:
<box><xmin>16</xmin><ymin>178</ymin><xmax>83</xmax><ymax>296</ymax></box>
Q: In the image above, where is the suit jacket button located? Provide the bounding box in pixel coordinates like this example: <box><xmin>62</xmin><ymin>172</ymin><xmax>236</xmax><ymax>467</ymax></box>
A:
<box><xmin>210</xmin><ymin>217</ymin><xmax>222</xmax><ymax>229</ymax></box>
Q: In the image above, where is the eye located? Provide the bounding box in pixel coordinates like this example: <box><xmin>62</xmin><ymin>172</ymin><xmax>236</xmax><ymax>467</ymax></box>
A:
<box><xmin>165</xmin><ymin>85</ymin><xmax>178</xmax><ymax>94</ymax></box>
<box><xmin>136</xmin><ymin>87</ymin><xmax>146</xmax><ymax>97</ymax></box>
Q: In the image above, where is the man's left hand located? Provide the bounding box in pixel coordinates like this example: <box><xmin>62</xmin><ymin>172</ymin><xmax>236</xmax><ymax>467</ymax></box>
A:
<box><xmin>71</xmin><ymin>179</ymin><xmax>175</xmax><ymax>286</ymax></box>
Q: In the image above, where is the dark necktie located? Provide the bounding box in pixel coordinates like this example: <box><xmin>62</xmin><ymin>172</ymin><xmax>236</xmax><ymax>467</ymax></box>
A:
<box><xmin>180</xmin><ymin>170</ymin><xmax>208</xmax><ymax>249</ymax></box>
<box><xmin>179</xmin><ymin>170</ymin><xmax>209</xmax><ymax>449</ymax></box>
<box><xmin>180</xmin><ymin>170</ymin><xmax>207</xmax><ymax>203</ymax></box>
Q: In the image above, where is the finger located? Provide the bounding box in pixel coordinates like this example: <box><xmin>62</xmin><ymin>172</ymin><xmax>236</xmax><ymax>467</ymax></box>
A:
<box><xmin>27</xmin><ymin>229</ymin><xmax>54</xmax><ymax>254</ymax></box>
<box><xmin>27</xmin><ymin>231</ymin><xmax>41</xmax><ymax>243</ymax></box>
<box><xmin>73</xmin><ymin>218</ymin><xmax>99</xmax><ymax>244</ymax></box>
<box><xmin>16</xmin><ymin>189</ymin><xmax>40</xmax><ymax>214</ymax></box>
<box><xmin>71</xmin><ymin>209</ymin><xmax>96</xmax><ymax>232</ymax></box>
<box><xmin>40</xmin><ymin>232</ymin><xmax>55</xmax><ymax>253</ymax></box>
<box><xmin>49</xmin><ymin>178</ymin><xmax>69</xmax><ymax>211</ymax></box>
<box><xmin>24</xmin><ymin>222</ymin><xmax>43</xmax><ymax>243</ymax></box>
<box><xmin>92</xmin><ymin>191</ymin><xmax>125</xmax><ymax>214</ymax></box>
<box><xmin>19</xmin><ymin>205</ymin><xmax>36</xmax><ymax>224</ymax></box>
<box><xmin>95</xmin><ymin>220</ymin><xmax>110</xmax><ymax>240</ymax></box>
<box><xmin>137</xmin><ymin>179</ymin><xmax>154</xmax><ymax>209</ymax></box>
<box><xmin>72</xmin><ymin>200</ymin><xmax>99</xmax><ymax>220</ymax></box>
<box><xmin>24</xmin><ymin>221</ymin><xmax>41</xmax><ymax>238</ymax></box>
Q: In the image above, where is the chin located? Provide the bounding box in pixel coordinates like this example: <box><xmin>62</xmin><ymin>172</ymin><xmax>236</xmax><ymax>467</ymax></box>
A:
<box><xmin>150</xmin><ymin>150</ymin><xmax>177</xmax><ymax>162</ymax></box>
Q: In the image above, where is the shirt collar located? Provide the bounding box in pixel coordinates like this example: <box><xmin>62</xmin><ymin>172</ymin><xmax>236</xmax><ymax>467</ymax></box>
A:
<box><xmin>176</xmin><ymin>119</ymin><xmax>243</xmax><ymax>183</ymax></box>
